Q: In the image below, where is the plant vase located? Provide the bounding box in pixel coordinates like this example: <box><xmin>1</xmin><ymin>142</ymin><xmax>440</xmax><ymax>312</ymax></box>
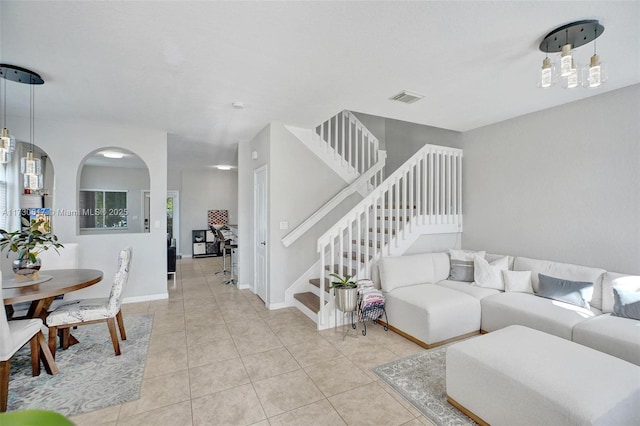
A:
<box><xmin>13</xmin><ymin>257</ymin><xmax>42</xmax><ymax>282</ymax></box>
<box><xmin>334</xmin><ymin>287</ymin><xmax>358</xmax><ymax>312</ymax></box>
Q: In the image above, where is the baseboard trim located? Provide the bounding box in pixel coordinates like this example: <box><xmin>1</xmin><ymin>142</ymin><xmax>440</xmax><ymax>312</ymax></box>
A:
<box><xmin>446</xmin><ymin>396</ymin><xmax>490</xmax><ymax>426</ymax></box>
<box><xmin>267</xmin><ymin>301</ymin><xmax>294</xmax><ymax>310</ymax></box>
<box><xmin>377</xmin><ymin>321</ymin><xmax>479</xmax><ymax>349</ymax></box>
<box><xmin>123</xmin><ymin>293</ymin><xmax>169</xmax><ymax>304</ymax></box>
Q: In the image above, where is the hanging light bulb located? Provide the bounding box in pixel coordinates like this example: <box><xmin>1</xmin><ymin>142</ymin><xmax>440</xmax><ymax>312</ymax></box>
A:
<box><xmin>583</xmin><ymin>28</ymin><xmax>606</xmax><ymax>88</ymax></box>
<box><xmin>539</xmin><ymin>57</ymin><xmax>556</xmax><ymax>88</ymax></box>
<box><xmin>564</xmin><ymin>59</ymin><xmax>580</xmax><ymax>89</ymax></box>
<box><xmin>20</xmin><ymin>84</ymin><xmax>43</xmax><ymax>190</ymax></box>
<box><xmin>560</xmin><ymin>43</ymin><xmax>573</xmax><ymax>77</ymax></box>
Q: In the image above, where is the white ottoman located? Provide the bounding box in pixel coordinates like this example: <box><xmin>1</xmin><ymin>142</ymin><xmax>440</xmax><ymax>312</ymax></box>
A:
<box><xmin>446</xmin><ymin>325</ymin><xmax>640</xmax><ymax>426</ymax></box>
<box><xmin>385</xmin><ymin>284</ymin><xmax>481</xmax><ymax>348</ymax></box>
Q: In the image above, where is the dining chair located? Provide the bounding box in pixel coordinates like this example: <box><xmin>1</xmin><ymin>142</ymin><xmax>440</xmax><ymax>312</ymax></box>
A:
<box><xmin>214</xmin><ymin>228</ymin><xmax>232</xmax><ymax>276</ymax></box>
<box><xmin>9</xmin><ymin>243</ymin><xmax>80</xmax><ymax>320</ymax></box>
<box><xmin>1</xmin><ymin>277</ymin><xmax>59</xmax><ymax>412</ymax></box>
<box><xmin>46</xmin><ymin>247</ymin><xmax>132</xmax><ymax>358</ymax></box>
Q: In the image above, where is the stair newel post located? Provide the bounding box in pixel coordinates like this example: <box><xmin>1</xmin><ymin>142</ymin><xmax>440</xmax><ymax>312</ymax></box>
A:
<box><xmin>364</xmin><ymin>202</ymin><xmax>370</xmax><ymax>275</ymax></box>
<box><xmin>409</xmin><ymin>163</ymin><xmax>414</xmax><ymax>233</ymax></box>
<box><xmin>448</xmin><ymin>152</ymin><xmax>454</xmax><ymax>224</ymax></box>
<box><xmin>422</xmin><ymin>151</ymin><xmax>428</xmax><ymax>225</ymax></box>
<box><xmin>371</xmin><ymin>200</ymin><xmax>377</xmax><ymax>277</ymax></box>
<box><xmin>394</xmin><ymin>177</ymin><xmax>400</xmax><ymax>247</ymax></box>
<box><xmin>347</xmin><ymin>215</ymin><xmax>353</xmax><ymax>278</ymax></box>
<box><xmin>378</xmin><ymin>193</ymin><xmax>384</xmax><ymax>259</ymax></box>
<box><xmin>341</xmin><ymin>112</ymin><xmax>346</xmax><ymax>165</ymax></box>
<box><xmin>319</xmin><ymin>243</ymin><xmax>326</xmax><ymax>326</ymax></box>
<box><xmin>338</xmin><ymin>225</ymin><xmax>344</xmax><ymax>284</ymax></box>
<box><xmin>457</xmin><ymin>152</ymin><xmax>463</xmax><ymax>224</ymax></box>
<box><xmin>402</xmin><ymin>170</ymin><xmax>408</xmax><ymax>239</ymax></box>
<box><xmin>356</xmin><ymin>210</ymin><xmax>362</xmax><ymax>279</ymax></box>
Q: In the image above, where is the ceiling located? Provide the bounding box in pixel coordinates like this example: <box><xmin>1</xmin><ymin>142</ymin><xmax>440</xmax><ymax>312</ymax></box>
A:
<box><xmin>1</xmin><ymin>1</ymin><xmax>638</xmax><ymax>170</ymax></box>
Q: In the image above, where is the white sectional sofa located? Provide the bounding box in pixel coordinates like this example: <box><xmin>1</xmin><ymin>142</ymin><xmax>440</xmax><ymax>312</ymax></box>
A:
<box><xmin>378</xmin><ymin>251</ymin><xmax>640</xmax><ymax>365</ymax></box>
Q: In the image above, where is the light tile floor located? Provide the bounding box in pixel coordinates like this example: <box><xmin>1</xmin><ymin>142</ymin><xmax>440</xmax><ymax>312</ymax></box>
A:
<box><xmin>69</xmin><ymin>257</ymin><xmax>435</xmax><ymax>426</ymax></box>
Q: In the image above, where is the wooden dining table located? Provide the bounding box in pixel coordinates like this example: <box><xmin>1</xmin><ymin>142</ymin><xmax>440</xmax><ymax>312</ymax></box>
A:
<box><xmin>2</xmin><ymin>268</ymin><xmax>103</xmax><ymax>322</ymax></box>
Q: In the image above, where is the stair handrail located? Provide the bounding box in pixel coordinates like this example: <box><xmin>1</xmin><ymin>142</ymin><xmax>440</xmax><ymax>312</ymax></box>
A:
<box><xmin>317</xmin><ymin>144</ymin><xmax>462</xmax><ymax>250</ymax></box>
<box><xmin>315</xmin><ymin>144</ymin><xmax>463</xmax><ymax>326</ymax></box>
<box><xmin>281</xmin><ymin>151</ymin><xmax>387</xmax><ymax>248</ymax></box>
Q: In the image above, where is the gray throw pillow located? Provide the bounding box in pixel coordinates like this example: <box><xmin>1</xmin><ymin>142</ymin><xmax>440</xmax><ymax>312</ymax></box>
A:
<box><xmin>536</xmin><ymin>274</ymin><xmax>593</xmax><ymax>309</ymax></box>
<box><xmin>613</xmin><ymin>282</ymin><xmax>640</xmax><ymax>321</ymax></box>
<box><xmin>448</xmin><ymin>250</ymin><xmax>485</xmax><ymax>282</ymax></box>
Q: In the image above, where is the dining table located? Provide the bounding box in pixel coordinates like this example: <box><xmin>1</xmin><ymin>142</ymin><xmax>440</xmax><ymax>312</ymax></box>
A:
<box><xmin>2</xmin><ymin>268</ymin><xmax>104</xmax><ymax>321</ymax></box>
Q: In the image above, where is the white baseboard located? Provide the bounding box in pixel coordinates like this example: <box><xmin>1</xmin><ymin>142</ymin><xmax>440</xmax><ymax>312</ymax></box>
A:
<box><xmin>123</xmin><ymin>293</ymin><xmax>169</xmax><ymax>304</ymax></box>
<box><xmin>267</xmin><ymin>300</ymin><xmax>295</xmax><ymax>310</ymax></box>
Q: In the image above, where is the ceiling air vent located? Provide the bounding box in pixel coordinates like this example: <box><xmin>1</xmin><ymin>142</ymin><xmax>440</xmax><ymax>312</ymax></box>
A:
<box><xmin>390</xmin><ymin>90</ymin><xmax>424</xmax><ymax>104</ymax></box>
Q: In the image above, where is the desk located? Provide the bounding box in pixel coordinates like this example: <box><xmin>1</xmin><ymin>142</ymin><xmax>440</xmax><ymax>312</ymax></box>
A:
<box><xmin>2</xmin><ymin>269</ymin><xmax>103</xmax><ymax>321</ymax></box>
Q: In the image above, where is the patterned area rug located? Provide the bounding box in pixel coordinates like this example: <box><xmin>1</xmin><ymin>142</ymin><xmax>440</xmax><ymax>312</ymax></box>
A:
<box><xmin>7</xmin><ymin>314</ymin><xmax>153</xmax><ymax>416</ymax></box>
<box><xmin>372</xmin><ymin>346</ymin><xmax>476</xmax><ymax>426</ymax></box>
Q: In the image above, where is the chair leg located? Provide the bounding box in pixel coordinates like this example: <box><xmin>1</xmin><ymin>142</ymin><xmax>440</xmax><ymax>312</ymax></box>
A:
<box><xmin>37</xmin><ymin>332</ymin><xmax>58</xmax><ymax>375</ymax></box>
<box><xmin>107</xmin><ymin>317</ymin><xmax>121</xmax><ymax>356</ymax></box>
<box><xmin>48</xmin><ymin>326</ymin><xmax>57</xmax><ymax>359</ymax></box>
<box><xmin>29</xmin><ymin>334</ymin><xmax>41</xmax><ymax>377</ymax></box>
<box><xmin>116</xmin><ymin>310</ymin><xmax>127</xmax><ymax>341</ymax></box>
<box><xmin>1</xmin><ymin>360</ymin><xmax>9</xmax><ymax>412</ymax></box>
<box><xmin>61</xmin><ymin>328</ymin><xmax>70</xmax><ymax>350</ymax></box>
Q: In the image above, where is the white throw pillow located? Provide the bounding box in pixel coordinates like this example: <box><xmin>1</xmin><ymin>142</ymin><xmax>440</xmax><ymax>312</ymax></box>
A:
<box><xmin>502</xmin><ymin>270</ymin><xmax>533</xmax><ymax>294</ymax></box>
<box><xmin>473</xmin><ymin>255</ymin><xmax>509</xmax><ymax>290</ymax></box>
<box><xmin>449</xmin><ymin>249</ymin><xmax>486</xmax><ymax>282</ymax></box>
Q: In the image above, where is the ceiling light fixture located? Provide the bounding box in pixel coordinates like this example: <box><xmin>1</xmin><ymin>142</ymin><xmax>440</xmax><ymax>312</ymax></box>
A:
<box><xmin>537</xmin><ymin>20</ymin><xmax>605</xmax><ymax>90</ymax></box>
<box><xmin>216</xmin><ymin>165</ymin><xmax>233</xmax><ymax>170</ymax></box>
<box><xmin>103</xmin><ymin>151</ymin><xmax>124</xmax><ymax>159</ymax></box>
<box><xmin>232</xmin><ymin>101</ymin><xmax>244</xmax><ymax>109</ymax></box>
<box><xmin>21</xmin><ymin>82</ymin><xmax>44</xmax><ymax>190</ymax></box>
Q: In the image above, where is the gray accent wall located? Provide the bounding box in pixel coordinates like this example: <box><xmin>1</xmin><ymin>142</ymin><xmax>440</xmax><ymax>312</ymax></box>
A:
<box><xmin>461</xmin><ymin>84</ymin><xmax>640</xmax><ymax>274</ymax></box>
<box><xmin>353</xmin><ymin>112</ymin><xmax>462</xmax><ymax>176</ymax></box>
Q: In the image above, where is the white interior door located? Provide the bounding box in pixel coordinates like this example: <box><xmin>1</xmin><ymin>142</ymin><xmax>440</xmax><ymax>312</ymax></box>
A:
<box><xmin>254</xmin><ymin>166</ymin><xmax>268</xmax><ymax>303</ymax></box>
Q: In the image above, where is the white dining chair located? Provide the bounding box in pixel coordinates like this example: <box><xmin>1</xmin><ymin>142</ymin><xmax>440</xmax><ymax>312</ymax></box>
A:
<box><xmin>1</xmin><ymin>276</ymin><xmax>59</xmax><ymax>412</ymax></box>
<box><xmin>46</xmin><ymin>247</ymin><xmax>132</xmax><ymax>358</ymax></box>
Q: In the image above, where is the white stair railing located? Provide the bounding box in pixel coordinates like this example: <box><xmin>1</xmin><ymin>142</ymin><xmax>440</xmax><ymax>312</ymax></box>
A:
<box><xmin>315</xmin><ymin>144</ymin><xmax>463</xmax><ymax>327</ymax></box>
<box><xmin>315</xmin><ymin>110</ymin><xmax>383</xmax><ymax>186</ymax></box>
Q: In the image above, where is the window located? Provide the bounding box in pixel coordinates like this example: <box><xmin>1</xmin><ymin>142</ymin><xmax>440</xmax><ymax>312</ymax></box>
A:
<box><xmin>79</xmin><ymin>190</ymin><xmax>128</xmax><ymax>229</ymax></box>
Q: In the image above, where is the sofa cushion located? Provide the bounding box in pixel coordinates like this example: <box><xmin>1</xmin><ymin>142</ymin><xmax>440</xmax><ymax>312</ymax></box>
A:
<box><xmin>449</xmin><ymin>249</ymin><xmax>485</xmax><ymax>282</ymax></box>
<box><xmin>379</xmin><ymin>252</ymin><xmax>449</xmax><ymax>293</ymax></box>
<box><xmin>473</xmin><ymin>255</ymin><xmax>509</xmax><ymax>290</ymax></box>
<box><xmin>502</xmin><ymin>270</ymin><xmax>533</xmax><ymax>294</ymax></box>
<box><xmin>485</xmin><ymin>253</ymin><xmax>515</xmax><ymax>270</ymax></box>
<box><xmin>603</xmin><ymin>273</ymin><xmax>640</xmax><ymax>314</ymax></box>
<box><xmin>384</xmin><ymin>283</ymin><xmax>481</xmax><ymax>346</ymax></box>
<box><xmin>480</xmin><ymin>292</ymin><xmax>598</xmax><ymax>340</ymax></box>
<box><xmin>572</xmin><ymin>314</ymin><xmax>640</xmax><ymax>366</ymax></box>
<box><xmin>437</xmin><ymin>280</ymin><xmax>501</xmax><ymax>300</ymax></box>
<box><xmin>613</xmin><ymin>279</ymin><xmax>640</xmax><ymax>320</ymax></box>
<box><xmin>536</xmin><ymin>273</ymin><xmax>593</xmax><ymax>309</ymax></box>
<box><xmin>513</xmin><ymin>256</ymin><xmax>605</xmax><ymax>311</ymax></box>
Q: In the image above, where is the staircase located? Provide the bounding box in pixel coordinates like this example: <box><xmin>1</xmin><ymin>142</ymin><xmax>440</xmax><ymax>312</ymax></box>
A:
<box><xmin>292</xmin><ymin>143</ymin><xmax>463</xmax><ymax>329</ymax></box>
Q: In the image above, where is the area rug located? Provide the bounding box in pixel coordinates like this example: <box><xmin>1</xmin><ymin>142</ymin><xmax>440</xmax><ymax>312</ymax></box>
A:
<box><xmin>372</xmin><ymin>346</ymin><xmax>476</xmax><ymax>426</ymax></box>
<box><xmin>7</xmin><ymin>314</ymin><xmax>153</xmax><ymax>417</ymax></box>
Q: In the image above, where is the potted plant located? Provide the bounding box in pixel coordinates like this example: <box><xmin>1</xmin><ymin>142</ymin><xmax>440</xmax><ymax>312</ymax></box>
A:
<box><xmin>0</xmin><ymin>217</ymin><xmax>63</xmax><ymax>280</ymax></box>
<box><xmin>329</xmin><ymin>273</ymin><xmax>359</xmax><ymax>312</ymax></box>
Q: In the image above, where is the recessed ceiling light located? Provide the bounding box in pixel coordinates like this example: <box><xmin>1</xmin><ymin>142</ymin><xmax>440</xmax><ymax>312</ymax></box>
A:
<box><xmin>103</xmin><ymin>151</ymin><xmax>124</xmax><ymax>159</ymax></box>
<box><xmin>216</xmin><ymin>165</ymin><xmax>233</xmax><ymax>170</ymax></box>
<box><xmin>390</xmin><ymin>90</ymin><xmax>424</xmax><ymax>104</ymax></box>
<box><xmin>232</xmin><ymin>101</ymin><xmax>244</xmax><ymax>109</ymax></box>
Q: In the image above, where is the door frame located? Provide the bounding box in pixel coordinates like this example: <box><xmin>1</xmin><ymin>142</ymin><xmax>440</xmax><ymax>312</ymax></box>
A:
<box><xmin>253</xmin><ymin>165</ymin><xmax>268</xmax><ymax>304</ymax></box>
<box><xmin>167</xmin><ymin>190</ymin><xmax>180</xmax><ymax>253</ymax></box>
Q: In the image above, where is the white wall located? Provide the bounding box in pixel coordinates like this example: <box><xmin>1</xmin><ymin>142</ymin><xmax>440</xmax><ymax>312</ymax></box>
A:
<box><xmin>2</xmin><ymin>116</ymin><xmax>168</xmax><ymax>301</ymax></box>
<box><xmin>169</xmin><ymin>168</ymin><xmax>238</xmax><ymax>256</ymax></box>
<box><xmin>80</xmin><ymin>165</ymin><xmax>150</xmax><ymax>234</ymax></box>
<box><xmin>461</xmin><ymin>84</ymin><xmax>640</xmax><ymax>274</ymax></box>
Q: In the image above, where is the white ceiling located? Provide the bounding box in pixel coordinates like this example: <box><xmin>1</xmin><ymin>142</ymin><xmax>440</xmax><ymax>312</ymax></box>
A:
<box><xmin>1</xmin><ymin>1</ymin><xmax>639</xmax><ymax>169</ymax></box>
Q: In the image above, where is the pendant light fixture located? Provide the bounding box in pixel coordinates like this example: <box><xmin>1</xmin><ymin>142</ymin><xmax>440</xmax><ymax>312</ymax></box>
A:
<box><xmin>0</xmin><ymin>64</ymin><xmax>44</xmax><ymax>169</ymax></box>
<box><xmin>583</xmin><ymin>26</ymin><xmax>606</xmax><ymax>88</ymax></box>
<box><xmin>21</xmin><ymin>83</ymin><xmax>43</xmax><ymax>190</ymax></box>
<box><xmin>537</xmin><ymin>20</ymin><xmax>605</xmax><ymax>90</ymax></box>
<box><xmin>0</xmin><ymin>76</ymin><xmax>16</xmax><ymax>163</ymax></box>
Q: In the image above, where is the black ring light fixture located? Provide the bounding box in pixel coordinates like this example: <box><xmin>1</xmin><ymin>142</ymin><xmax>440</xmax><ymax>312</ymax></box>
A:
<box><xmin>539</xmin><ymin>20</ymin><xmax>604</xmax><ymax>53</ymax></box>
<box><xmin>537</xmin><ymin>20</ymin><xmax>606</xmax><ymax>89</ymax></box>
<box><xmin>0</xmin><ymin>64</ymin><xmax>44</xmax><ymax>85</ymax></box>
